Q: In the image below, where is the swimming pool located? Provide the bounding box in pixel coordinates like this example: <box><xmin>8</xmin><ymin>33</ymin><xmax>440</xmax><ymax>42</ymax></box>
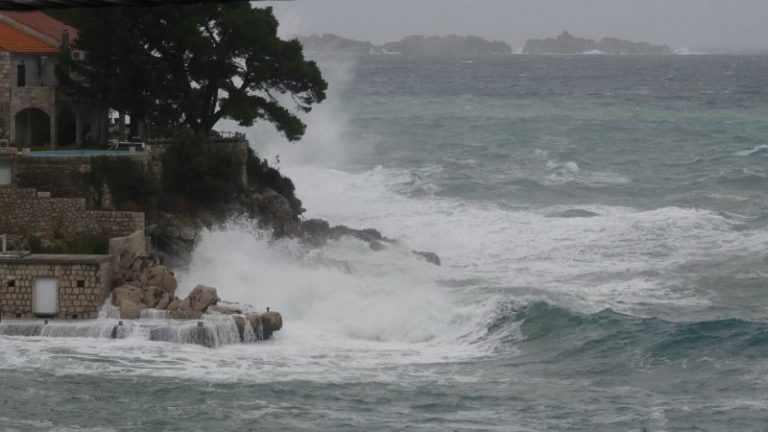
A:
<box><xmin>25</xmin><ymin>150</ymin><xmax>143</xmax><ymax>158</ymax></box>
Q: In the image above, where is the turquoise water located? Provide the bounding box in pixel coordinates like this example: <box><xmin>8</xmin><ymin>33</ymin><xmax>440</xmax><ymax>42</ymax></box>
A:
<box><xmin>2</xmin><ymin>54</ymin><xmax>768</xmax><ymax>431</ymax></box>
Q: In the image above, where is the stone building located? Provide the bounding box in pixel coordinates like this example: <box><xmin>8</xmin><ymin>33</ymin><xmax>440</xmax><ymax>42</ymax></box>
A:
<box><xmin>0</xmin><ymin>254</ymin><xmax>111</xmax><ymax>320</ymax></box>
<box><xmin>0</xmin><ymin>11</ymin><xmax>107</xmax><ymax>148</ymax></box>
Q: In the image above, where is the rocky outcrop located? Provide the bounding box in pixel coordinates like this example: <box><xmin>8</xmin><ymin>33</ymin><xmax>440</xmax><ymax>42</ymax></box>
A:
<box><xmin>243</xmin><ymin>311</ymin><xmax>283</xmax><ymax>341</ymax></box>
<box><xmin>112</xmin><ymin>285</ymin><xmax>144</xmax><ymax>320</ymax></box>
<box><xmin>300</xmin><ymin>218</ymin><xmax>441</xmax><ymax>265</ymax></box>
<box><xmin>186</xmin><ymin>285</ymin><xmax>220</xmax><ymax>313</ymax></box>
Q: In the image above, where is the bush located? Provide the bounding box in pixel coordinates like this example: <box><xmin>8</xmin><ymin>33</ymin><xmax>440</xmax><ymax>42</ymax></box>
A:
<box><xmin>28</xmin><ymin>234</ymin><xmax>110</xmax><ymax>255</ymax></box>
<box><xmin>89</xmin><ymin>157</ymin><xmax>156</xmax><ymax>210</ymax></box>
<box><xmin>246</xmin><ymin>148</ymin><xmax>297</xmax><ymax>204</ymax></box>
<box><xmin>161</xmin><ymin>132</ymin><xmax>245</xmax><ymax>209</ymax></box>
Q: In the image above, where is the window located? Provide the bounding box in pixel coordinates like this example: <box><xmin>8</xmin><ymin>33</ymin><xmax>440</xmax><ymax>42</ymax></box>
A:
<box><xmin>6</xmin><ymin>277</ymin><xmax>15</xmax><ymax>288</ymax></box>
<box><xmin>76</xmin><ymin>280</ymin><xmax>85</xmax><ymax>288</ymax></box>
<box><xmin>17</xmin><ymin>62</ymin><xmax>26</xmax><ymax>87</ymax></box>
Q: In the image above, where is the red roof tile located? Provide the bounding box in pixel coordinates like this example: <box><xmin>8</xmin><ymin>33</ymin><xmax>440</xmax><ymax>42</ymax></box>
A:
<box><xmin>0</xmin><ymin>21</ymin><xmax>59</xmax><ymax>53</ymax></box>
<box><xmin>1</xmin><ymin>11</ymin><xmax>78</xmax><ymax>44</ymax></box>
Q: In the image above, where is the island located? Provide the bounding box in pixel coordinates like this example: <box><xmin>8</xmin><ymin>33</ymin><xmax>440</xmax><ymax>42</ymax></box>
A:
<box><xmin>382</xmin><ymin>35</ymin><xmax>512</xmax><ymax>55</ymax></box>
<box><xmin>523</xmin><ymin>31</ymin><xmax>673</xmax><ymax>55</ymax></box>
<box><xmin>297</xmin><ymin>33</ymin><xmax>512</xmax><ymax>56</ymax></box>
<box><xmin>296</xmin><ymin>34</ymin><xmax>383</xmax><ymax>54</ymax></box>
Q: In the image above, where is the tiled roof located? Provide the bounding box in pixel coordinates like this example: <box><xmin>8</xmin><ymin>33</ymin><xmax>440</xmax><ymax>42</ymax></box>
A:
<box><xmin>0</xmin><ymin>21</ymin><xmax>59</xmax><ymax>53</ymax></box>
<box><xmin>1</xmin><ymin>11</ymin><xmax>78</xmax><ymax>44</ymax></box>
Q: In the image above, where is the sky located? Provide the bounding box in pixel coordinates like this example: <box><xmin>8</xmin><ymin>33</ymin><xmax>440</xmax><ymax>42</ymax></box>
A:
<box><xmin>260</xmin><ymin>0</ymin><xmax>768</xmax><ymax>51</ymax></box>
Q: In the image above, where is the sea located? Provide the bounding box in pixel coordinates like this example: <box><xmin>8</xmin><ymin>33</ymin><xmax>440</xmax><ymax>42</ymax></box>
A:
<box><xmin>2</xmin><ymin>54</ymin><xmax>768</xmax><ymax>431</ymax></box>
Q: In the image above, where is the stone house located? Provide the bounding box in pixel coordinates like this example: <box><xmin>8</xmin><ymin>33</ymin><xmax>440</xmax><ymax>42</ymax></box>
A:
<box><xmin>0</xmin><ymin>253</ymin><xmax>112</xmax><ymax>320</ymax></box>
<box><xmin>0</xmin><ymin>11</ymin><xmax>107</xmax><ymax>148</ymax></box>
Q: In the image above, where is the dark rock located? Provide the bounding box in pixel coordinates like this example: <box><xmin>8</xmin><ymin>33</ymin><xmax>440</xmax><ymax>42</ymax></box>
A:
<box><xmin>413</xmin><ymin>250</ymin><xmax>441</xmax><ymax>266</ymax></box>
<box><xmin>545</xmin><ymin>209</ymin><xmax>600</xmax><ymax>218</ymax></box>
<box><xmin>261</xmin><ymin>311</ymin><xmax>283</xmax><ymax>339</ymax></box>
<box><xmin>232</xmin><ymin>315</ymin><xmax>246</xmax><ymax>342</ymax></box>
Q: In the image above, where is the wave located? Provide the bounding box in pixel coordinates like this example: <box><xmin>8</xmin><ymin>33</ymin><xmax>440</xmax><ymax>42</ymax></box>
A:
<box><xmin>734</xmin><ymin>144</ymin><xmax>768</xmax><ymax>157</ymax></box>
<box><xmin>485</xmin><ymin>301</ymin><xmax>768</xmax><ymax>363</ymax></box>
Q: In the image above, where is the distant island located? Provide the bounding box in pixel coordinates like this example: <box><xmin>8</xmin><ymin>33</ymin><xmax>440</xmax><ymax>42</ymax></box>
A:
<box><xmin>523</xmin><ymin>31</ymin><xmax>673</xmax><ymax>55</ymax></box>
<box><xmin>296</xmin><ymin>34</ymin><xmax>512</xmax><ymax>55</ymax></box>
<box><xmin>296</xmin><ymin>34</ymin><xmax>383</xmax><ymax>54</ymax></box>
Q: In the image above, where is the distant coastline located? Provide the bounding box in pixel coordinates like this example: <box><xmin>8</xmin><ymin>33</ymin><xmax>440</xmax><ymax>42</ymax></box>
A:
<box><xmin>296</xmin><ymin>33</ymin><xmax>512</xmax><ymax>55</ymax></box>
<box><xmin>523</xmin><ymin>31</ymin><xmax>673</xmax><ymax>55</ymax></box>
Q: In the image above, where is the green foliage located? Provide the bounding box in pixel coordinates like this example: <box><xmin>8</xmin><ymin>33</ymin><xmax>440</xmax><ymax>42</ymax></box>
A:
<box><xmin>89</xmin><ymin>157</ymin><xmax>156</xmax><ymax>210</ymax></box>
<box><xmin>246</xmin><ymin>148</ymin><xmax>297</xmax><ymax>204</ymax></box>
<box><xmin>28</xmin><ymin>234</ymin><xmax>109</xmax><ymax>255</ymax></box>
<box><xmin>59</xmin><ymin>4</ymin><xmax>327</xmax><ymax>139</ymax></box>
<box><xmin>161</xmin><ymin>133</ymin><xmax>245</xmax><ymax>208</ymax></box>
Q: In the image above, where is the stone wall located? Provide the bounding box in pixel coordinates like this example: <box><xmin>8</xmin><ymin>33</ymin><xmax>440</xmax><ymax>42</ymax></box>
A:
<box><xmin>12</xmin><ymin>156</ymin><xmax>91</xmax><ymax>198</ymax></box>
<box><xmin>0</xmin><ymin>258</ymin><xmax>111</xmax><ymax>319</ymax></box>
<box><xmin>0</xmin><ymin>186</ymin><xmax>144</xmax><ymax>240</ymax></box>
<box><xmin>0</xmin><ymin>51</ymin><xmax>9</xmax><ymax>137</ymax></box>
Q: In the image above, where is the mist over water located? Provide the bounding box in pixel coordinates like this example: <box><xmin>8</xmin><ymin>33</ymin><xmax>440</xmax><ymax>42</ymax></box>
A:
<box><xmin>4</xmin><ymin>54</ymin><xmax>768</xmax><ymax>430</ymax></box>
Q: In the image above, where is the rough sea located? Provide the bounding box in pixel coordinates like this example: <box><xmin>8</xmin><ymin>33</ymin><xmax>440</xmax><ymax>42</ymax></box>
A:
<box><xmin>2</xmin><ymin>54</ymin><xmax>768</xmax><ymax>431</ymax></box>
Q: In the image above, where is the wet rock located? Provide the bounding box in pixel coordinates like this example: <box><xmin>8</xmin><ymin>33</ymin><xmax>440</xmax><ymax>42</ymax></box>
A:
<box><xmin>545</xmin><ymin>209</ymin><xmax>600</xmax><ymax>218</ymax></box>
<box><xmin>413</xmin><ymin>250</ymin><xmax>441</xmax><ymax>266</ymax></box>
<box><xmin>210</xmin><ymin>304</ymin><xmax>243</xmax><ymax>315</ymax></box>
<box><xmin>232</xmin><ymin>315</ymin><xmax>246</xmax><ymax>342</ymax></box>
<box><xmin>119</xmin><ymin>300</ymin><xmax>142</xmax><ymax>320</ymax></box>
<box><xmin>261</xmin><ymin>311</ymin><xmax>283</xmax><ymax>339</ymax></box>
<box><xmin>155</xmin><ymin>292</ymin><xmax>171</xmax><ymax>310</ymax></box>
<box><xmin>167</xmin><ymin>310</ymin><xmax>202</xmax><ymax>320</ymax></box>
<box><xmin>185</xmin><ymin>285</ymin><xmax>220</xmax><ymax>313</ymax></box>
<box><xmin>113</xmin><ymin>285</ymin><xmax>143</xmax><ymax>308</ymax></box>
<box><xmin>142</xmin><ymin>285</ymin><xmax>162</xmax><ymax>308</ymax></box>
<box><xmin>245</xmin><ymin>313</ymin><xmax>264</xmax><ymax>339</ymax></box>
<box><xmin>258</xmin><ymin>189</ymin><xmax>295</xmax><ymax>221</ymax></box>
<box><xmin>145</xmin><ymin>266</ymin><xmax>178</xmax><ymax>297</ymax></box>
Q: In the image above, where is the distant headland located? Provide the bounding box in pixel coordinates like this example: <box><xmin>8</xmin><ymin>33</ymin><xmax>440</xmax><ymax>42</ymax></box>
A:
<box><xmin>296</xmin><ymin>33</ymin><xmax>512</xmax><ymax>55</ymax></box>
<box><xmin>523</xmin><ymin>31</ymin><xmax>674</xmax><ymax>55</ymax></box>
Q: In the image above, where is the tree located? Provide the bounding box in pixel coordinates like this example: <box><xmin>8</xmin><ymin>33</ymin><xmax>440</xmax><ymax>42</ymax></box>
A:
<box><xmin>58</xmin><ymin>3</ymin><xmax>327</xmax><ymax>140</ymax></box>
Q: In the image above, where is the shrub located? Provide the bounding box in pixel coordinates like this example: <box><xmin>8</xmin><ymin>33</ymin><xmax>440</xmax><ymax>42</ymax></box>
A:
<box><xmin>246</xmin><ymin>148</ymin><xmax>297</xmax><ymax>204</ymax></box>
<box><xmin>28</xmin><ymin>234</ymin><xmax>110</xmax><ymax>255</ymax></box>
<box><xmin>89</xmin><ymin>157</ymin><xmax>156</xmax><ymax>210</ymax></box>
<box><xmin>161</xmin><ymin>132</ymin><xmax>245</xmax><ymax>209</ymax></box>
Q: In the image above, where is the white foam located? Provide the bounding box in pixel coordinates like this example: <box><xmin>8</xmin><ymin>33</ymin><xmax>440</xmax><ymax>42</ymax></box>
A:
<box><xmin>735</xmin><ymin>144</ymin><xmax>768</xmax><ymax>157</ymax></box>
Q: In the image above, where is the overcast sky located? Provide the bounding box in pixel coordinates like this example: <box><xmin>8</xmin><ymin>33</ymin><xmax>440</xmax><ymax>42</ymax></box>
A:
<box><xmin>260</xmin><ymin>0</ymin><xmax>768</xmax><ymax>50</ymax></box>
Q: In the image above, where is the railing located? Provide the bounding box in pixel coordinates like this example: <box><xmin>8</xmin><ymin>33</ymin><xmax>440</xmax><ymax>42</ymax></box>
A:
<box><xmin>0</xmin><ymin>234</ymin><xmax>29</xmax><ymax>258</ymax></box>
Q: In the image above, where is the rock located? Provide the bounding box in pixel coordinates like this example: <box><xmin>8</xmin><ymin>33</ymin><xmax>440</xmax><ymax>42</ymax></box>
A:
<box><xmin>119</xmin><ymin>300</ymin><xmax>142</xmax><ymax>320</ymax></box>
<box><xmin>232</xmin><ymin>315</ymin><xmax>246</xmax><ymax>341</ymax></box>
<box><xmin>258</xmin><ymin>191</ymin><xmax>294</xmax><ymax>221</ymax></box>
<box><xmin>167</xmin><ymin>298</ymin><xmax>182</xmax><ymax>311</ymax></box>
<box><xmin>145</xmin><ymin>266</ymin><xmax>178</xmax><ymax>297</ymax></box>
<box><xmin>245</xmin><ymin>313</ymin><xmax>263</xmax><ymax>339</ymax></box>
<box><xmin>167</xmin><ymin>310</ymin><xmax>202</xmax><ymax>320</ymax></box>
<box><xmin>210</xmin><ymin>304</ymin><xmax>243</xmax><ymax>315</ymax></box>
<box><xmin>545</xmin><ymin>209</ymin><xmax>600</xmax><ymax>218</ymax></box>
<box><xmin>112</xmin><ymin>285</ymin><xmax>143</xmax><ymax>308</ymax></box>
<box><xmin>108</xmin><ymin>230</ymin><xmax>147</xmax><ymax>275</ymax></box>
<box><xmin>185</xmin><ymin>285</ymin><xmax>220</xmax><ymax>313</ymax></box>
<box><xmin>261</xmin><ymin>311</ymin><xmax>283</xmax><ymax>339</ymax></box>
<box><xmin>155</xmin><ymin>292</ymin><xmax>171</xmax><ymax>310</ymax></box>
<box><xmin>142</xmin><ymin>285</ymin><xmax>162</xmax><ymax>308</ymax></box>
<box><xmin>413</xmin><ymin>250</ymin><xmax>441</xmax><ymax>266</ymax></box>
